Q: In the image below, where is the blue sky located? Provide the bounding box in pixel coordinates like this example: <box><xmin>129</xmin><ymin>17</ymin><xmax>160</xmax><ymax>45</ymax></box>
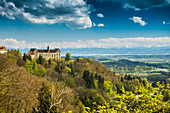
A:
<box><xmin>0</xmin><ymin>0</ymin><xmax>170</xmax><ymax>49</ymax></box>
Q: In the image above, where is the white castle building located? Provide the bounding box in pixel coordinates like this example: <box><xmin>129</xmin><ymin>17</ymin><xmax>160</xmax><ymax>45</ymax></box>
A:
<box><xmin>28</xmin><ymin>46</ymin><xmax>61</xmax><ymax>60</ymax></box>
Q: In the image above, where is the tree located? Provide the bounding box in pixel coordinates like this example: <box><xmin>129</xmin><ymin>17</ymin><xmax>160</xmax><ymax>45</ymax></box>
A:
<box><xmin>48</xmin><ymin>58</ymin><xmax>52</xmax><ymax>65</ymax></box>
<box><xmin>55</xmin><ymin>61</ymin><xmax>62</xmax><ymax>73</ymax></box>
<box><xmin>23</xmin><ymin>54</ymin><xmax>32</xmax><ymax>62</ymax></box>
<box><xmin>37</xmin><ymin>83</ymin><xmax>52</xmax><ymax>113</ymax></box>
<box><xmin>25</xmin><ymin>59</ymin><xmax>33</xmax><ymax>74</ymax></box>
<box><xmin>35</xmin><ymin>82</ymin><xmax>59</xmax><ymax>113</ymax></box>
<box><xmin>33</xmin><ymin>60</ymin><xmax>38</xmax><ymax>73</ymax></box>
<box><xmin>98</xmin><ymin>75</ymin><xmax>104</xmax><ymax>89</ymax></box>
<box><xmin>37</xmin><ymin>68</ymin><xmax>46</xmax><ymax>77</ymax></box>
<box><xmin>83</xmin><ymin>70</ymin><xmax>95</xmax><ymax>89</ymax></box>
<box><xmin>16</xmin><ymin>49</ymin><xmax>21</xmax><ymax>56</ymax></box>
<box><xmin>34</xmin><ymin>82</ymin><xmax>75</xmax><ymax>113</ymax></box>
<box><xmin>37</xmin><ymin>55</ymin><xmax>45</xmax><ymax>65</ymax></box>
<box><xmin>23</xmin><ymin>53</ymin><xmax>27</xmax><ymax>61</ymax></box>
<box><xmin>28</xmin><ymin>55</ymin><xmax>32</xmax><ymax>61</ymax></box>
<box><xmin>65</xmin><ymin>53</ymin><xmax>71</xmax><ymax>61</ymax></box>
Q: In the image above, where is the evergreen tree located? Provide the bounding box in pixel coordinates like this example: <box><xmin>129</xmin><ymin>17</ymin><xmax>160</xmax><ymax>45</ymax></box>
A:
<box><xmin>28</xmin><ymin>55</ymin><xmax>32</xmax><ymax>61</ymax></box>
<box><xmin>70</xmin><ymin>62</ymin><xmax>75</xmax><ymax>77</ymax></box>
<box><xmin>98</xmin><ymin>75</ymin><xmax>104</xmax><ymax>89</ymax></box>
<box><xmin>23</xmin><ymin>54</ymin><xmax>27</xmax><ymax>62</ymax></box>
<box><xmin>83</xmin><ymin>70</ymin><xmax>95</xmax><ymax>89</ymax></box>
<box><xmin>55</xmin><ymin>61</ymin><xmax>62</xmax><ymax>73</ymax></box>
<box><xmin>48</xmin><ymin>58</ymin><xmax>52</xmax><ymax>65</ymax></box>
<box><xmin>121</xmin><ymin>77</ymin><xmax>124</xmax><ymax>82</ymax></box>
<box><xmin>65</xmin><ymin>53</ymin><xmax>71</xmax><ymax>61</ymax></box>
<box><xmin>36</xmin><ymin>83</ymin><xmax>58</xmax><ymax>113</ymax></box>
<box><xmin>33</xmin><ymin>60</ymin><xmax>38</xmax><ymax>74</ymax></box>
<box><xmin>16</xmin><ymin>49</ymin><xmax>21</xmax><ymax>56</ymax></box>
<box><xmin>37</xmin><ymin>55</ymin><xmax>45</xmax><ymax>65</ymax></box>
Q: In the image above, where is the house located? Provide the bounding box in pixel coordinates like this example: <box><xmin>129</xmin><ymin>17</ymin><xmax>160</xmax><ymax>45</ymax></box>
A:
<box><xmin>0</xmin><ymin>46</ymin><xmax>7</xmax><ymax>55</ymax></box>
<box><xmin>28</xmin><ymin>46</ymin><xmax>61</xmax><ymax>60</ymax></box>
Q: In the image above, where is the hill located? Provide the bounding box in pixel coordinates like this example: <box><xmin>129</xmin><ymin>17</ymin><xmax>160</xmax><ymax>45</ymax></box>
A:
<box><xmin>0</xmin><ymin>50</ymin><xmax>170</xmax><ymax>112</ymax></box>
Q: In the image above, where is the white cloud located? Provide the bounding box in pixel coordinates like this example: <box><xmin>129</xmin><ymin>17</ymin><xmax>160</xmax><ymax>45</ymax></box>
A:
<box><xmin>1</xmin><ymin>37</ymin><xmax>170</xmax><ymax>49</ymax></box>
<box><xmin>92</xmin><ymin>23</ymin><xmax>96</xmax><ymax>26</ymax></box>
<box><xmin>97</xmin><ymin>23</ymin><xmax>104</xmax><ymax>27</ymax></box>
<box><xmin>129</xmin><ymin>16</ymin><xmax>147</xmax><ymax>26</ymax></box>
<box><xmin>123</xmin><ymin>3</ymin><xmax>141</xmax><ymax>11</ymax></box>
<box><xmin>163</xmin><ymin>21</ymin><xmax>170</xmax><ymax>24</ymax></box>
<box><xmin>96</xmin><ymin>13</ymin><xmax>104</xmax><ymax>18</ymax></box>
<box><xmin>0</xmin><ymin>0</ymin><xmax>92</xmax><ymax>29</ymax></box>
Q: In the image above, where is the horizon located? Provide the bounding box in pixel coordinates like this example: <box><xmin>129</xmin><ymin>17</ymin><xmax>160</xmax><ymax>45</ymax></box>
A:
<box><xmin>13</xmin><ymin>47</ymin><xmax>170</xmax><ymax>56</ymax></box>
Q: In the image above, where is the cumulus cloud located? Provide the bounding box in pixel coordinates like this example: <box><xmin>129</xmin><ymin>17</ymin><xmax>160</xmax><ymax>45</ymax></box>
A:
<box><xmin>0</xmin><ymin>0</ymin><xmax>93</xmax><ymax>29</ymax></box>
<box><xmin>1</xmin><ymin>37</ymin><xmax>170</xmax><ymax>49</ymax></box>
<box><xmin>97</xmin><ymin>23</ymin><xmax>104</xmax><ymax>27</ymax></box>
<box><xmin>96</xmin><ymin>13</ymin><xmax>104</xmax><ymax>18</ymax></box>
<box><xmin>129</xmin><ymin>16</ymin><xmax>147</xmax><ymax>26</ymax></box>
<box><xmin>93</xmin><ymin>0</ymin><xmax>170</xmax><ymax>10</ymax></box>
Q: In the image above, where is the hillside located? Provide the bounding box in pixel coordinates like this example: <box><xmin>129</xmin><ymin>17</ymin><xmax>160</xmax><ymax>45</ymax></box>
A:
<box><xmin>0</xmin><ymin>50</ymin><xmax>170</xmax><ymax>112</ymax></box>
<box><xmin>0</xmin><ymin>53</ymin><xmax>75</xmax><ymax>113</ymax></box>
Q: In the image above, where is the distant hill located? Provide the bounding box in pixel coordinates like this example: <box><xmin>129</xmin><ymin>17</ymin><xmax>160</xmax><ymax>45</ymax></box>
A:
<box><xmin>12</xmin><ymin>47</ymin><xmax>170</xmax><ymax>56</ymax></box>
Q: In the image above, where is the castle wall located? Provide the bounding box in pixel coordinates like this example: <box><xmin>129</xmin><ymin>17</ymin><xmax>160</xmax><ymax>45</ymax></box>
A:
<box><xmin>34</xmin><ymin>52</ymin><xmax>61</xmax><ymax>60</ymax></box>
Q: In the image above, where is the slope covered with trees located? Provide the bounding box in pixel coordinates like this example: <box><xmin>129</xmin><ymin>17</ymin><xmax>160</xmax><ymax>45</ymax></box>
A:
<box><xmin>0</xmin><ymin>50</ymin><xmax>170</xmax><ymax>112</ymax></box>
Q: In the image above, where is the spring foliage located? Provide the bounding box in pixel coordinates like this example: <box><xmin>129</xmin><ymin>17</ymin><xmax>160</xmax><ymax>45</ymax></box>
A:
<box><xmin>0</xmin><ymin>51</ymin><xmax>170</xmax><ymax>112</ymax></box>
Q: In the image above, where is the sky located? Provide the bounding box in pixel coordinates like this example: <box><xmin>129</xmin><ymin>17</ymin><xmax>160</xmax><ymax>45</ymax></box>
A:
<box><xmin>0</xmin><ymin>0</ymin><xmax>170</xmax><ymax>49</ymax></box>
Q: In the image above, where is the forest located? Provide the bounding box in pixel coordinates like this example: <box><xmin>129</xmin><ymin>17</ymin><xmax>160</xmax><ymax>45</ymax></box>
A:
<box><xmin>0</xmin><ymin>49</ymin><xmax>170</xmax><ymax>113</ymax></box>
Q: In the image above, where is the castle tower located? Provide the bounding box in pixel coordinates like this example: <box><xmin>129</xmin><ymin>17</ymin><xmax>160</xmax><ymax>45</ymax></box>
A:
<box><xmin>47</xmin><ymin>46</ymin><xmax>50</xmax><ymax>52</ymax></box>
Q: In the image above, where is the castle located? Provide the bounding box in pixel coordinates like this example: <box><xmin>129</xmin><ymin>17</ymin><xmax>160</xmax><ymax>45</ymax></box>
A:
<box><xmin>28</xmin><ymin>46</ymin><xmax>61</xmax><ymax>60</ymax></box>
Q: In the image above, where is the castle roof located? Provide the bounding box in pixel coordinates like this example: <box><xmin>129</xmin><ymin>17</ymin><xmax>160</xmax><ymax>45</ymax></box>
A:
<box><xmin>0</xmin><ymin>46</ymin><xmax>7</xmax><ymax>51</ymax></box>
<box><xmin>29</xmin><ymin>47</ymin><xmax>61</xmax><ymax>53</ymax></box>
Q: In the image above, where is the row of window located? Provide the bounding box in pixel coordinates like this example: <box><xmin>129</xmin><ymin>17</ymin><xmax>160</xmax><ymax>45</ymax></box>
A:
<box><xmin>38</xmin><ymin>53</ymin><xmax>60</xmax><ymax>56</ymax></box>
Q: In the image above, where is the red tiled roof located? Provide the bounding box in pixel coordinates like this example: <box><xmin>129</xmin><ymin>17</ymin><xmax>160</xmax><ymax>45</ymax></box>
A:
<box><xmin>28</xmin><ymin>51</ymin><xmax>34</xmax><ymax>55</ymax></box>
<box><xmin>29</xmin><ymin>48</ymin><xmax>61</xmax><ymax>53</ymax></box>
<box><xmin>0</xmin><ymin>46</ymin><xmax>7</xmax><ymax>51</ymax></box>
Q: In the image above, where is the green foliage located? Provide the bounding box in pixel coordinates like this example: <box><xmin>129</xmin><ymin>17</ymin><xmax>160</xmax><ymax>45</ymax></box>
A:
<box><xmin>103</xmin><ymin>81</ymin><xmax>112</xmax><ymax>92</ymax></box>
<box><xmin>35</xmin><ymin>82</ymin><xmax>58</xmax><ymax>113</ymax></box>
<box><xmin>55</xmin><ymin>61</ymin><xmax>62</xmax><ymax>73</ymax></box>
<box><xmin>7</xmin><ymin>53</ymin><xmax>17</xmax><ymax>63</ymax></box>
<box><xmin>25</xmin><ymin>59</ymin><xmax>46</xmax><ymax>77</ymax></box>
<box><xmin>66</xmin><ymin>67</ymin><xmax>71</xmax><ymax>73</ymax></box>
<box><xmin>37</xmin><ymin>67</ymin><xmax>46</xmax><ymax>77</ymax></box>
<box><xmin>78</xmin><ymin>57</ymin><xmax>83</xmax><ymax>61</ymax></box>
<box><xmin>26</xmin><ymin>59</ymin><xmax>34</xmax><ymax>74</ymax></box>
<box><xmin>48</xmin><ymin>58</ymin><xmax>52</xmax><ymax>65</ymax></box>
<box><xmin>83</xmin><ymin>70</ymin><xmax>95</xmax><ymax>89</ymax></box>
<box><xmin>23</xmin><ymin>54</ymin><xmax>32</xmax><ymax>61</ymax></box>
<box><xmin>37</xmin><ymin>55</ymin><xmax>45</xmax><ymax>65</ymax></box>
<box><xmin>70</xmin><ymin>61</ymin><xmax>75</xmax><ymax>77</ymax></box>
<box><xmin>98</xmin><ymin>75</ymin><xmax>104</xmax><ymax>89</ymax></box>
<box><xmin>37</xmin><ymin>83</ymin><xmax>52</xmax><ymax>113</ymax></box>
<box><xmin>66</xmin><ymin>77</ymin><xmax>76</xmax><ymax>88</ymax></box>
<box><xmin>65</xmin><ymin>53</ymin><xmax>71</xmax><ymax>61</ymax></box>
